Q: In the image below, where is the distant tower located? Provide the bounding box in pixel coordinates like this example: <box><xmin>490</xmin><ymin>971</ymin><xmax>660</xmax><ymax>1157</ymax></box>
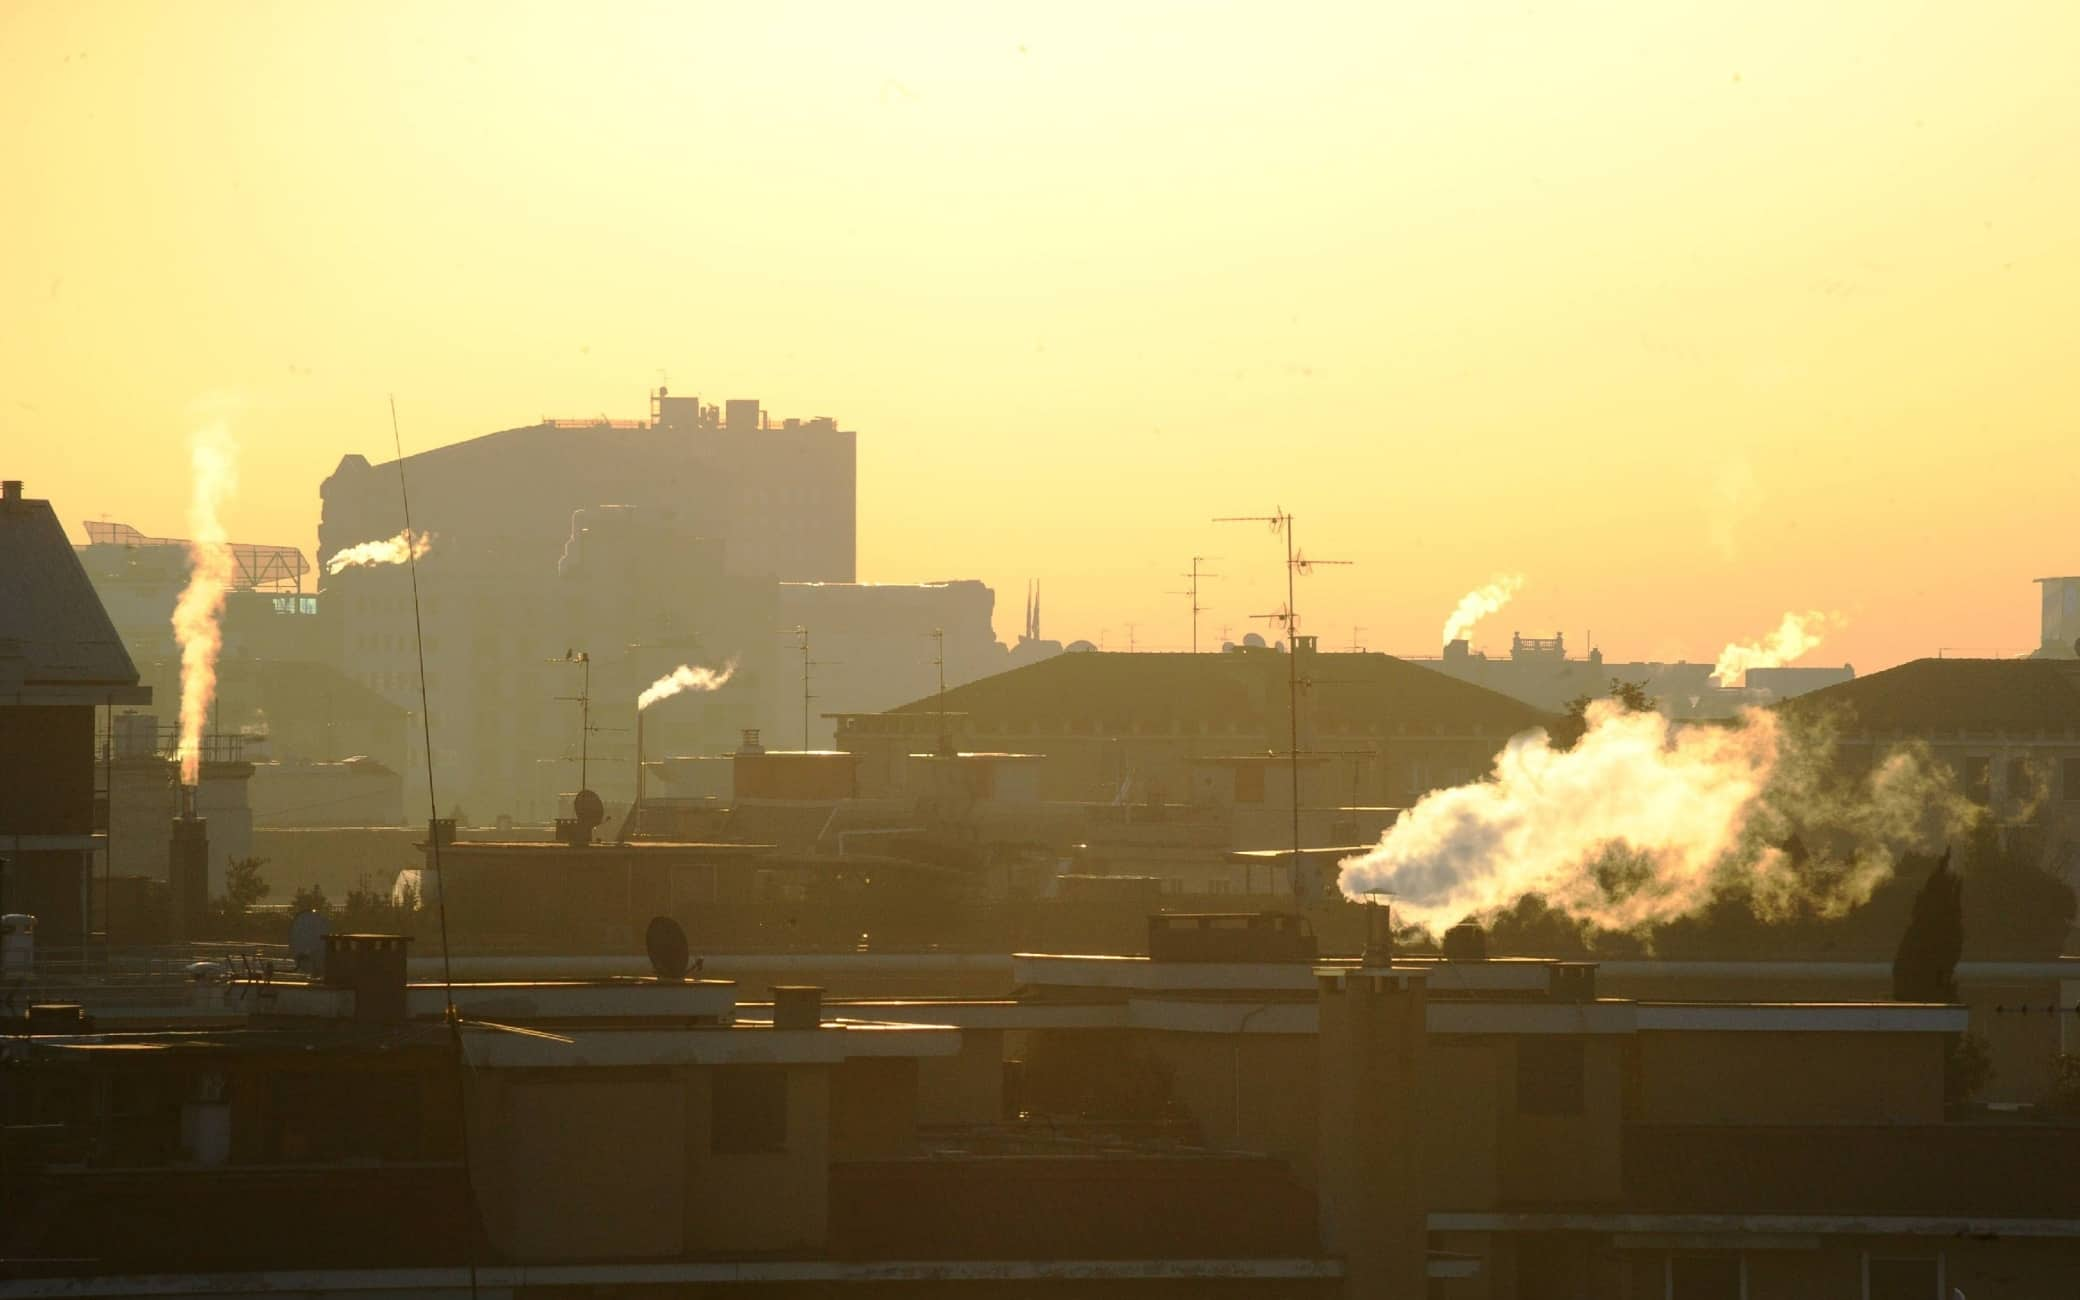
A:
<box><xmin>2038</xmin><ymin>577</ymin><xmax>2080</xmax><ymax>658</ymax></box>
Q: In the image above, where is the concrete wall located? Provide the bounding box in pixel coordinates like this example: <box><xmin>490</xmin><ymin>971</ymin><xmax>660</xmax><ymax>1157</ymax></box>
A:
<box><xmin>469</xmin><ymin>1060</ymin><xmax>833</xmax><ymax>1263</ymax></box>
<box><xmin>1421</xmin><ymin>1040</ymin><xmax>1505</xmax><ymax>1211</ymax></box>
<box><xmin>683</xmin><ymin>1064</ymin><xmax>831</xmax><ymax>1254</ymax></box>
<box><xmin>1497</xmin><ymin>1036</ymin><xmax>1626</xmax><ymax>1206</ymax></box>
<box><xmin>830</xmin><ymin>1056</ymin><xmax>919</xmax><ymax>1160</ymax></box>
<box><xmin>917</xmin><ymin>1027</ymin><xmax>1005</xmax><ymax>1126</ymax></box>
<box><xmin>1142</xmin><ymin>1029</ymin><xmax>1321</xmax><ymax>1185</ymax></box>
<box><xmin>1634</xmin><ymin>1032</ymin><xmax>1946</xmax><ymax>1126</ymax></box>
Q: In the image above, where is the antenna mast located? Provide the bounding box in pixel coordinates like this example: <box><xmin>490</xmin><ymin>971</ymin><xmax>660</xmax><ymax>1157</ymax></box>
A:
<box><xmin>789</xmin><ymin>625</ymin><xmax>833</xmax><ymax>750</ymax></box>
<box><xmin>930</xmin><ymin>627</ymin><xmax>949</xmax><ymax>755</ymax></box>
<box><xmin>1215</xmin><ymin>508</ymin><xmax>1351</xmax><ymax>890</ymax></box>
<box><xmin>553</xmin><ymin>650</ymin><xmax>592</xmax><ymax>790</ymax></box>
<box><xmin>1170</xmin><ymin>556</ymin><xmax>1220</xmax><ymax>653</ymax></box>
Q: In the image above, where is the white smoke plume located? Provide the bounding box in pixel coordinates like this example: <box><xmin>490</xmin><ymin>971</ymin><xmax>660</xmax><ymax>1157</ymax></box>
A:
<box><xmin>1338</xmin><ymin>699</ymin><xmax>1972</xmax><ymax>936</ymax></box>
<box><xmin>325</xmin><ymin>528</ymin><xmax>432</xmax><ymax>575</ymax></box>
<box><xmin>638</xmin><ymin>660</ymin><xmax>736</xmax><ymax>710</ymax></box>
<box><xmin>1714</xmin><ymin>610</ymin><xmax>1830</xmax><ymax>687</ymax></box>
<box><xmin>1442</xmin><ymin>574</ymin><xmax>1525</xmax><ymax>646</ymax></box>
<box><xmin>171</xmin><ymin>426</ymin><xmax>238</xmax><ymax>787</ymax></box>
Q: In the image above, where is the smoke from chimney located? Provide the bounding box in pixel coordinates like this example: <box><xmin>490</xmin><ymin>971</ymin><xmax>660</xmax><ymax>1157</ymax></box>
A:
<box><xmin>638</xmin><ymin>660</ymin><xmax>736</xmax><ymax>710</ymax></box>
<box><xmin>325</xmin><ymin>528</ymin><xmax>432</xmax><ymax>574</ymax></box>
<box><xmin>1442</xmin><ymin>574</ymin><xmax>1525</xmax><ymax>647</ymax></box>
<box><xmin>1714</xmin><ymin>610</ymin><xmax>1831</xmax><ymax>687</ymax></box>
<box><xmin>171</xmin><ymin>426</ymin><xmax>237</xmax><ymax>786</ymax></box>
<box><xmin>1337</xmin><ymin>698</ymin><xmax>1972</xmax><ymax>936</ymax></box>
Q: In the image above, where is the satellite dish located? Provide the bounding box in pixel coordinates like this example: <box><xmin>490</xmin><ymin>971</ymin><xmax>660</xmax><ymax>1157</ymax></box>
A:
<box><xmin>288</xmin><ymin>910</ymin><xmax>330</xmax><ymax>973</ymax></box>
<box><xmin>646</xmin><ymin>915</ymin><xmax>690</xmax><ymax>982</ymax></box>
<box><xmin>573</xmin><ymin>788</ymin><xmax>605</xmax><ymax>831</ymax></box>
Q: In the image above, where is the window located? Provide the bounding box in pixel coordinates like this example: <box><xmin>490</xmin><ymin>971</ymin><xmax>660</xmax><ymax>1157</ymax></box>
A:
<box><xmin>1666</xmin><ymin>1255</ymin><xmax>1742</xmax><ymax>1299</ymax></box>
<box><xmin>1516</xmin><ymin>1038</ymin><xmax>1585</xmax><ymax>1116</ymax></box>
<box><xmin>2006</xmin><ymin>756</ymin><xmax>2035</xmax><ymax>808</ymax></box>
<box><xmin>2065</xmin><ymin>755</ymin><xmax>2080</xmax><ymax>801</ymax></box>
<box><xmin>711</xmin><ymin>1068</ymin><xmax>787</xmax><ymax>1154</ymax></box>
<box><xmin>1865</xmin><ymin>1255</ymin><xmax>1940</xmax><ymax>1300</ymax></box>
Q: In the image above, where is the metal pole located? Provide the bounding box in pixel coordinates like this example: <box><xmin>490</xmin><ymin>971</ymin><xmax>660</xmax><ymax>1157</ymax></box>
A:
<box><xmin>1285</xmin><ymin>521</ymin><xmax>1300</xmax><ymax>877</ymax></box>
<box><xmin>579</xmin><ymin>655</ymin><xmax>590</xmax><ymax>791</ymax></box>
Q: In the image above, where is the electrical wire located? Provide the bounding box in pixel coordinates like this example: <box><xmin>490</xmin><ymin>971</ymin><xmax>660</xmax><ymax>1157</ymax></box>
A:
<box><xmin>391</xmin><ymin>396</ymin><xmax>479</xmax><ymax>1299</ymax></box>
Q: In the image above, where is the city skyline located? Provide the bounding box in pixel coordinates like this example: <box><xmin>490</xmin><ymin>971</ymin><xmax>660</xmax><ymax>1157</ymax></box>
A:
<box><xmin>7</xmin><ymin>2</ymin><xmax>2079</xmax><ymax>668</ymax></box>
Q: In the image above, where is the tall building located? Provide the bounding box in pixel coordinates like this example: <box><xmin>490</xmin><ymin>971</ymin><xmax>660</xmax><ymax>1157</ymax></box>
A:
<box><xmin>0</xmin><ymin>480</ymin><xmax>151</xmax><ymax>945</ymax></box>
<box><xmin>317</xmin><ymin>388</ymin><xmax>856</xmax><ymax>587</ymax></box>
<box><xmin>316</xmin><ymin>388</ymin><xmax>1046</xmax><ymax>819</ymax></box>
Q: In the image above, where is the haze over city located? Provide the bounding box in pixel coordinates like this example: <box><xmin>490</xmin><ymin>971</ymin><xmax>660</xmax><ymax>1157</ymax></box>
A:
<box><xmin>8</xmin><ymin>1</ymin><xmax>2079</xmax><ymax>666</ymax></box>
<box><xmin>8</xmin><ymin>6</ymin><xmax>2080</xmax><ymax>1296</ymax></box>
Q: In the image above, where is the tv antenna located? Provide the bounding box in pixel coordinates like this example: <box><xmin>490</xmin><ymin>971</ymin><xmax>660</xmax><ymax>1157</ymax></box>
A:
<box><xmin>1170</xmin><ymin>556</ymin><xmax>1220</xmax><ymax>653</ymax></box>
<box><xmin>1215</xmin><ymin>507</ymin><xmax>1351</xmax><ymax>888</ymax></box>
<box><xmin>1350</xmin><ymin>625</ymin><xmax>1367</xmax><ymax>653</ymax></box>
<box><xmin>788</xmin><ymin>625</ymin><xmax>837</xmax><ymax>750</ymax></box>
<box><xmin>551</xmin><ymin>650</ymin><xmax>592</xmax><ymax>790</ymax></box>
<box><xmin>928</xmin><ymin>627</ymin><xmax>950</xmax><ymax>755</ymax></box>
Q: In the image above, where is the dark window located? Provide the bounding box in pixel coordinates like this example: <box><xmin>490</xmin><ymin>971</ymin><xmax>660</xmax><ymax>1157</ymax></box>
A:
<box><xmin>1867</xmin><ymin>1257</ymin><xmax>1939</xmax><ymax>1300</ymax></box>
<box><xmin>1670</xmin><ymin>1255</ymin><xmax>1741</xmax><ymax>1300</ymax></box>
<box><xmin>2006</xmin><ymin>757</ymin><xmax>2034</xmax><ymax>807</ymax></box>
<box><xmin>712</xmin><ymin>1068</ymin><xmax>788</xmax><ymax>1154</ymax></box>
<box><xmin>1516</xmin><ymin>1038</ymin><xmax>1585</xmax><ymax>1116</ymax></box>
<box><xmin>2065</xmin><ymin>756</ymin><xmax>2080</xmax><ymax>801</ymax></box>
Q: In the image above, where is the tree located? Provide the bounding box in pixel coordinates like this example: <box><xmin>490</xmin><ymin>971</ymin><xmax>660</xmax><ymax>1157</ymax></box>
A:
<box><xmin>289</xmin><ymin>883</ymin><xmax>332</xmax><ymax>917</ymax></box>
<box><xmin>209</xmin><ymin>856</ymin><xmax>271</xmax><ymax>936</ymax></box>
<box><xmin>1892</xmin><ymin>848</ymin><xmax>1962</xmax><ymax>1002</ymax></box>
<box><xmin>1550</xmin><ymin>678</ymin><xmax>1656</xmax><ymax>751</ymax></box>
<box><xmin>219</xmin><ymin>856</ymin><xmax>270</xmax><ymax>913</ymax></box>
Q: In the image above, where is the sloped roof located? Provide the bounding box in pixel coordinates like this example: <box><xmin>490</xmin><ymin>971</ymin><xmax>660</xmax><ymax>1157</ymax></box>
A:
<box><xmin>0</xmin><ymin>490</ymin><xmax>147</xmax><ymax>701</ymax></box>
<box><xmin>1777</xmin><ymin>657</ymin><xmax>2080</xmax><ymax>734</ymax></box>
<box><xmin>888</xmin><ymin>650</ymin><xmax>1554</xmax><ymax>735</ymax></box>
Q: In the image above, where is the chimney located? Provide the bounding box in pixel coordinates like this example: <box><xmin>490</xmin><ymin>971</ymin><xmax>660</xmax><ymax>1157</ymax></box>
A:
<box><xmin>1550</xmin><ymin>961</ymin><xmax>1598</xmax><ymax>1004</ymax></box>
<box><xmin>1360</xmin><ymin>895</ymin><xmax>1394</xmax><ymax>968</ymax></box>
<box><xmin>168</xmin><ymin>815</ymin><xmax>210</xmax><ymax>941</ymax></box>
<box><xmin>771</xmin><ymin>984</ymin><xmax>823</xmax><ymax>1030</ymax></box>
<box><xmin>1</xmin><ymin>480</ymin><xmax>22</xmax><ymax>511</ymax></box>
<box><xmin>1316</xmin><ymin>966</ymin><xmax>1427</xmax><ymax>1296</ymax></box>
<box><xmin>323</xmin><ymin>933</ymin><xmax>411</xmax><ymax>1022</ymax></box>
<box><xmin>738</xmin><ymin>728</ymin><xmax>765</xmax><ymax>755</ymax></box>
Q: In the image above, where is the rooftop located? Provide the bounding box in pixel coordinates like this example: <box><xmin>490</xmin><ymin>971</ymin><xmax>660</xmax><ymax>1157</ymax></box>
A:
<box><xmin>1778</xmin><ymin>656</ymin><xmax>2080</xmax><ymax>733</ymax></box>
<box><xmin>879</xmin><ymin>650</ymin><xmax>1555</xmax><ymax>734</ymax></box>
<box><xmin>0</xmin><ymin>484</ymin><xmax>149</xmax><ymax>702</ymax></box>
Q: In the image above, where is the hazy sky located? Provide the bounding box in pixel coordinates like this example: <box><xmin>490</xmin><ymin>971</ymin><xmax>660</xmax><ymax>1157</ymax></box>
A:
<box><xmin>6</xmin><ymin>2</ymin><xmax>2077</xmax><ymax>669</ymax></box>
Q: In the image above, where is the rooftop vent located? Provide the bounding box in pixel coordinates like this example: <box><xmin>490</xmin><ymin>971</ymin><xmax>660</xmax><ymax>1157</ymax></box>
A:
<box><xmin>772</xmin><ymin>984</ymin><xmax>823</xmax><ymax>1030</ymax></box>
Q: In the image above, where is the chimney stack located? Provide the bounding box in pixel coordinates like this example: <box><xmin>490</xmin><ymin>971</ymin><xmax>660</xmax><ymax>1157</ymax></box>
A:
<box><xmin>168</xmin><ymin>814</ymin><xmax>210</xmax><ymax>941</ymax></box>
<box><xmin>1316</xmin><ymin>966</ymin><xmax>1427</xmax><ymax>1297</ymax></box>
<box><xmin>771</xmin><ymin>985</ymin><xmax>823</xmax><ymax>1030</ymax></box>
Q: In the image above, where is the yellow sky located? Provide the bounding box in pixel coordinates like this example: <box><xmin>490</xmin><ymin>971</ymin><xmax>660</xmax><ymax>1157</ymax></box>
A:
<box><xmin>5</xmin><ymin>1</ymin><xmax>2077</xmax><ymax>669</ymax></box>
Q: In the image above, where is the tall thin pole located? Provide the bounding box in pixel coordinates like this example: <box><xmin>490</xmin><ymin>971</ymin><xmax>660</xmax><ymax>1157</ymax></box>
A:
<box><xmin>1283</xmin><ymin>520</ymin><xmax>1299</xmax><ymax>875</ymax></box>
<box><xmin>1215</xmin><ymin>510</ymin><xmax>1348</xmax><ymax>892</ymax></box>
<box><xmin>932</xmin><ymin>627</ymin><xmax>947</xmax><ymax>754</ymax></box>
<box><xmin>798</xmin><ymin>626</ymin><xmax>812</xmax><ymax>751</ymax></box>
<box><xmin>579</xmin><ymin>655</ymin><xmax>590</xmax><ymax>791</ymax></box>
<box><xmin>390</xmin><ymin>395</ymin><xmax>478</xmax><ymax>1300</ymax></box>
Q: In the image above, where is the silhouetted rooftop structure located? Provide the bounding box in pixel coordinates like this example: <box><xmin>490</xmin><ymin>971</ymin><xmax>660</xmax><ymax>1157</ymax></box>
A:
<box><xmin>0</xmin><ymin>481</ymin><xmax>149</xmax><ymax>702</ymax></box>
<box><xmin>883</xmin><ymin>648</ymin><xmax>1554</xmax><ymax>735</ymax></box>
<box><xmin>1779</xmin><ymin>656</ymin><xmax>2080</xmax><ymax>733</ymax></box>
